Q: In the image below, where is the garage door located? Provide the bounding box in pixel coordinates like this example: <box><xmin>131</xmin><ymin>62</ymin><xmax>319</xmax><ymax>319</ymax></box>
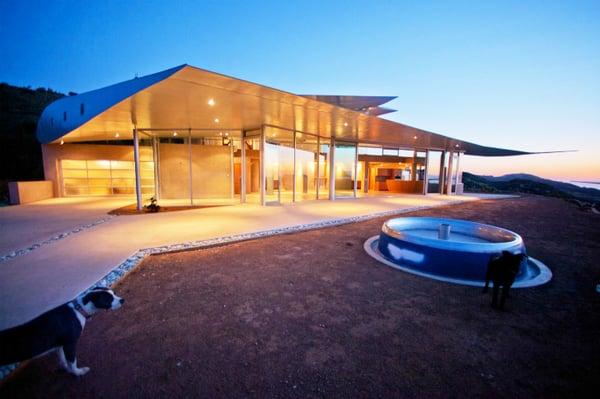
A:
<box><xmin>60</xmin><ymin>159</ymin><xmax>155</xmax><ymax>196</ymax></box>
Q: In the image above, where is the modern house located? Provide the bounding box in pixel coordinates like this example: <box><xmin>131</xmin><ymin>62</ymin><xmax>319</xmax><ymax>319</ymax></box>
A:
<box><xmin>34</xmin><ymin>64</ymin><xmax>532</xmax><ymax>209</ymax></box>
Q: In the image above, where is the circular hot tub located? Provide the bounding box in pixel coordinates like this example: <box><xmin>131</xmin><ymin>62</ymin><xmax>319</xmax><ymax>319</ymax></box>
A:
<box><xmin>364</xmin><ymin>217</ymin><xmax>551</xmax><ymax>287</ymax></box>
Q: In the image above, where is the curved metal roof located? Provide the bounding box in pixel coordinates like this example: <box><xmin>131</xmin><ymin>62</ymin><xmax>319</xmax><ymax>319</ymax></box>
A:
<box><xmin>37</xmin><ymin>64</ymin><xmax>537</xmax><ymax>156</ymax></box>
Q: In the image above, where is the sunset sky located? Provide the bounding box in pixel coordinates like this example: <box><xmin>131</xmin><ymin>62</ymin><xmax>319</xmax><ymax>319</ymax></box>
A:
<box><xmin>1</xmin><ymin>1</ymin><xmax>598</xmax><ymax>181</ymax></box>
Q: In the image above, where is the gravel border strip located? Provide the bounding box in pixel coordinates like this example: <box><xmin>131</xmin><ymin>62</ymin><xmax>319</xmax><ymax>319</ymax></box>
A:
<box><xmin>0</xmin><ymin>198</ymin><xmax>471</xmax><ymax>381</ymax></box>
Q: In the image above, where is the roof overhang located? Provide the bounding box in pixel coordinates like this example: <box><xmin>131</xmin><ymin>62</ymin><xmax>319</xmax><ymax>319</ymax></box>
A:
<box><xmin>36</xmin><ymin>64</ymin><xmax>537</xmax><ymax>156</ymax></box>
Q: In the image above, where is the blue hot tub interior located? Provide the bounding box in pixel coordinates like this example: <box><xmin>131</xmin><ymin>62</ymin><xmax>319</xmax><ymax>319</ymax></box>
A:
<box><xmin>370</xmin><ymin>217</ymin><xmax>551</xmax><ymax>287</ymax></box>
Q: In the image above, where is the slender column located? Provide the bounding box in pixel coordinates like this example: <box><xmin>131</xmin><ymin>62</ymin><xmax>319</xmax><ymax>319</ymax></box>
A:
<box><xmin>240</xmin><ymin>131</ymin><xmax>247</xmax><ymax>203</ymax></box>
<box><xmin>456</xmin><ymin>152</ymin><xmax>462</xmax><ymax>184</ymax></box>
<box><xmin>152</xmin><ymin>135</ymin><xmax>160</xmax><ymax>200</ymax></box>
<box><xmin>439</xmin><ymin>151</ymin><xmax>446</xmax><ymax>194</ymax></box>
<box><xmin>188</xmin><ymin>128</ymin><xmax>193</xmax><ymax>205</ymax></box>
<box><xmin>411</xmin><ymin>150</ymin><xmax>417</xmax><ymax>181</ymax></box>
<box><xmin>315</xmin><ymin>135</ymin><xmax>320</xmax><ymax>200</ymax></box>
<box><xmin>133</xmin><ymin>127</ymin><xmax>142</xmax><ymax>211</ymax></box>
<box><xmin>260</xmin><ymin>126</ymin><xmax>266</xmax><ymax>206</ymax></box>
<box><xmin>230</xmin><ymin>139</ymin><xmax>234</xmax><ymax>199</ymax></box>
<box><xmin>446</xmin><ymin>151</ymin><xmax>454</xmax><ymax>195</ymax></box>
<box><xmin>353</xmin><ymin>143</ymin><xmax>358</xmax><ymax>198</ymax></box>
<box><xmin>423</xmin><ymin>150</ymin><xmax>429</xmax><ymax>195</ymax></box>
<box><xmin>329</xmin><ymin>137</ymin><xmax>335</xmax><ymax>200</ymax></box>
<box><xmin>292</xmin><ymin>131</ymin><xmax>297</xmax><ymax>202</ymax></box>
<box><xmin>364</xmin><ymin>161</ymin><xmax>369</xmax><ymax>193</ymax></box>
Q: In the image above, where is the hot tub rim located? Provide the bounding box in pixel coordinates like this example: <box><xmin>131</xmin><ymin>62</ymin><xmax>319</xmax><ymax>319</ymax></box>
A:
<box><xmin>381</xmin><ymin>217</ymin><xmax>524</xmax><ymax>253</ymax></box>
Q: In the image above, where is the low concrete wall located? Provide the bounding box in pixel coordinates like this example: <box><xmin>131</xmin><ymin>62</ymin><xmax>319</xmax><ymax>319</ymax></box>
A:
<box><xmin>8</xmin><ymin>181</ymin><xmax>54</xmax><ymax>205</ymax></box>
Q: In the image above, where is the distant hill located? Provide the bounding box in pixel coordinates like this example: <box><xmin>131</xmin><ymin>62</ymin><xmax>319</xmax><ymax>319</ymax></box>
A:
<box><xmin>463</xmin><ymin>172</ymin><xmax>600</xmax><ymax>203</ymax></box>
<box><xmin>0</xmin><ymin>83</ymin><xmax>65</xmax><ymax>201</ymax></box>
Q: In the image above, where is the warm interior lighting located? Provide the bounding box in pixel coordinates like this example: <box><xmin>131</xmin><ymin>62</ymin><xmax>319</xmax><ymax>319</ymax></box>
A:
<box><xmin>208</xmin><ymin>98</ymin><xmax>215</xmax><ymax>106</ymax></box>
<box><xmin>413</xmin><ymin>135</ymin><xmax>418</xmax><ymax>139</ymax></box>
<box><xmin>214</xmin><ymin>118</ymin><xmax>220</xmax><ymax>123</ymax></box>
<box><xmin>173</xmin><ymin>131</ymin><xmax>178</xmax><ymax>137</ymax></box>
<box><xmin>455</xmin><ymin>144</ymin><xmax>460</xmax><ymax>148</ymax></box>
<box><xmin>115</xmin><ymin>132</ymin><xmax>120</xmax><ymax>138</ymax></box>
<box><xmin>224</xmin><ymin>132</ymin><xmax>229</xmax><ymax>136</ymax></box>
<box><xmin>60</xmin><ymin>139</ymin><xmax>64</xmax><ymax>145</ymax></box>
<box><xmin>344</xmin><ymin>122</ymin><xmax>348</xmax><ymax>127</ymax></box>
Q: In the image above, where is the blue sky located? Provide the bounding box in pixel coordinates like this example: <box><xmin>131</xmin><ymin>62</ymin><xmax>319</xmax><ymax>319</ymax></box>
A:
<box><xmin>1</xmin><ymin>0</ymin><xmax>599</xmax><ymax>179</ymax></box>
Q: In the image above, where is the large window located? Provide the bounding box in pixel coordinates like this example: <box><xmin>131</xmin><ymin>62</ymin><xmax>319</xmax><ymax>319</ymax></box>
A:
<box><xmin>318</xmin><ymin>140</ymin><xmax>330</xmax><ymax>199</ymax></box>
<box><xmin>427</xmin><ymin>151</ymin><xmax>442</xmax><ymax>194</ymax></box>
<box><xmin>295</xmin><ymin>133</ymin><xmax>319</xmax><ymax>202</ymax></box>
<box><xmin>334</xmin><ymin>141</ymin><xmax>357</xmax><ymax>198</ymax></box>
<box><xmin>61</xmin><ymin>159</ymin><xmax>154</xmax><ymax>196</ymax></box>
<box><xmin>264</xmin><ymin>127</ymin><xmax>294</xmax><ymax>204</ymax></box>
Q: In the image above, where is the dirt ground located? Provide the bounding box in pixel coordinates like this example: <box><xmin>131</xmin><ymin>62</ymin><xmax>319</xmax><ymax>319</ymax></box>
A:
<box><xmin>2</xmin><ymin>196</ymin><xmax>599</xmax><ymax>398</ymax></box>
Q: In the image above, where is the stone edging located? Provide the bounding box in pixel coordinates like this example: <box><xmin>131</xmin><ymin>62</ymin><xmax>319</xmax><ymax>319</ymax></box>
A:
<box><xmin>0</xmin><ymin>198</ymin><xmax>471</xmax><ymax>380</ymax></box>
<box><xmin>0</xmin><ymin>216</ymin><xmax>115</xmax><ymax>264</ymax></box>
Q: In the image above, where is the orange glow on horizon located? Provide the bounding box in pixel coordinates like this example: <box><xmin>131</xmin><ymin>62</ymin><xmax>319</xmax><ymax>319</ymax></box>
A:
<box><xmin>461</xmin><ymin>151</ymin><xmax>600</xmax><ymax>181</ymax></box>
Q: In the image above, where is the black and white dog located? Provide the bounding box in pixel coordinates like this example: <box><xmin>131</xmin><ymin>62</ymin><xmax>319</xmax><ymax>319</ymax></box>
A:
<box><xmin>482</xmin><ymin>251</ymin><xmax>526</xmax><ymax>310</ymax></box>
<box><xmin>0</xmin><ymin>287</ymin><xmax>123</xmax><ymax>376</ymax></box>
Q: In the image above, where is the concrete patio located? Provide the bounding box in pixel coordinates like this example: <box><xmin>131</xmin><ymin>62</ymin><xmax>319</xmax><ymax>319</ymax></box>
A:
<box><xmin>0</xmin><ymin>193</ymin><xmax>500</xmax><ymax>329</ymax></box>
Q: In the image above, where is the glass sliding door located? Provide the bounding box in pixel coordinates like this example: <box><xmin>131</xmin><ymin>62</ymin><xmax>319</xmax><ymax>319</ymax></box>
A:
<box><xmin>318</xmin><ymin>139</ymin><xmax>330</xmax><ymax>199</ymax></box>
<box><xmin>426</xmin><ymin>150</ymin><xmax>442</xmax><ymax>194</ymax></box>
<box><xmin>334</xmin><ymin>141</ymin><xmax>357</xmax><ymax>198</ymax></box>
<box><xmin>157</xmin><ymin>131</ymin><xmax>191</xmax><ymax>205</ymax></box>
<box><xmin>243</xmin><ymin>130</ymin><xmax>261</xmax><ymax>204</ymax></box>
<box><xmin>189</xmin><ymin>129</ymin><xmax>238</xmax><ymax>205</ymax></box>
<box><xmin>264</xmin><ymin>126</ymin><xmax>294</xmax><ymax>204</ymax></box>
<box><xmin>294</xmin><ymin>132</ymin><xmax>319</xmax><ymax>201</ymax></box>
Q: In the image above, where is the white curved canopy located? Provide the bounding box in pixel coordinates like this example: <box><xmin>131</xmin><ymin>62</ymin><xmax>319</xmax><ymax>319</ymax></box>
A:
<box><xmin>37</xmin><ymin>64</ymin><xmax>534</xmax><ymax>156</ymax></box>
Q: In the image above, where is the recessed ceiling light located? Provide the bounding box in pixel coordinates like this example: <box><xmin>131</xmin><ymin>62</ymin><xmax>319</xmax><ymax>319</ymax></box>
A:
<box><xmin>225</xmin><ymin>132</ymin><xmax>229</xmax><ymax>136</ymax></box>
<box><xmin>413</xmin><ymin>135</ymin><xmax>418</xmax><ymax>139</ymax></box>
<box><xmin>219</xmin><ymin>132</ymin><xmax>223</xmax><ymax>136</ymax></box>
<box><xmin>344</xmin><ymin>122</ymin><xmax>348</xmax><ymax>127</ymax></box>
<box><xmin>455</xmin><ymin>143</ymin><xmax>460</xmax><ymax>147</ymax></box>
<box><xmin>173</xmin><ymin>131</ymin><xmax>178</xmax><ymax>137</ymax></box>
<box><xmin>214</xmin><ymin>118</ymin><xmax>220</xmax><ymax>123</ymax></box>
<box><xmin>208</xmin><ymin>98</ymin><xmax>215</xmax><ymax>106</ymax></box>
<box><xmin>60</xmin><ymin>139</ymin><xmax>64</xmax><ymax>145</ymax></box>
<box><xmin>115</xmin><ymin>132</ymin><xmax>120</xmax><ymax>138</ymax></box>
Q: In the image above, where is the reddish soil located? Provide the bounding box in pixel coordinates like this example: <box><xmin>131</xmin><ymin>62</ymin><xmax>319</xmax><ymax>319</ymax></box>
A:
<box><xmin>2</xmin><ymin>196</ymin><xmax>599</xmax><ymax>398</ymax></box>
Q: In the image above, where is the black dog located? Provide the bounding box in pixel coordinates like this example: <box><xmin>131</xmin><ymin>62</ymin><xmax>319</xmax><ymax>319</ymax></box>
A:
<box><xmin>482</xmin><ymin>251</ymin><xmax>526</xmax><ymax>309</ymax></box>
<box><xmin>0</xmin><ymin>287</ymin><xmax>123</xmax><ymax>376</ymax></box>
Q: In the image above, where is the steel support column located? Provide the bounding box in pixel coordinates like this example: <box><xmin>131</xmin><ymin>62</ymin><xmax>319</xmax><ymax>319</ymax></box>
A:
<box><xmin>133</xmin><ymin>127</ymin><xmax>142</xmax><ymax>211</ymax></box>
<box><xmin>353</xmin><ymin>143</ymin><xmax>358</xmax><ymax>198</ymax></box>
<box><xmin>423</xmin><ymin>150</ymin><xmax>429</xmax><ymax>195</ymax></box>
<box><xmin>439</xmin><ymin>151</ymin><xmax>446</xmax><ymax>194</ymax></box>
<box><xmin>329</xmin><ymin>137</ymin><xmax>335</xmax><ymax>200</ymax></box>
<box><xmin>260</xmin><ymin>126</ymin><xmax>266</xmax><ymax>206</ymax></box>
<box><xmin>240</xmin><ymin>131</ymin><xmax>247</xmax><ymax>203</ymax></box>
<box><xmin>446</xmin><ymin>151</ymin><xmax>454</xmax><ymax>195</ymax></box>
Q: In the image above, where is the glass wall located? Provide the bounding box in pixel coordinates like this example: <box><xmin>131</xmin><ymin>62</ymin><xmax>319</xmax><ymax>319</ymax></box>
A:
<box><xmin>334</xmin><ymin>141</ymin><xmax>357</xmax><ymax>198</ymax></box>
<box><xmin>427</xmin><ymin>150</ymin><xmax>442</xmax><ymax>194</ymax></box>
<box><xmin>295</xmin><ymin>133</ymin><xmax>319</xmax><ymax>202</ymax></box>
<box><xmin>318</xmin><ymin>140</ymin><xmax>330</xmax><ymax>199</ymax></box>
<box><xmin>264</xmin><ymin>126</ymin><xmax>294</xmax><ymax>204</ymax></box>
<box><xmin>60</xmin><ymin>159</ymin><xmax>154</xmax><ymax>196</ymax></box>
<box><xmin>243</xmin><ymin>130</ymin><xmax>261</xmax><ymax>204</ymax></box>
<box><xmin>190</xmin><ymin>130</ymin><xmax>239</xmax><ymax>205</ymax></box>
<box><xmin>157</xmin><ymin>131</ymin><xmax>191</xmax><ymax>204</ymax></box>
